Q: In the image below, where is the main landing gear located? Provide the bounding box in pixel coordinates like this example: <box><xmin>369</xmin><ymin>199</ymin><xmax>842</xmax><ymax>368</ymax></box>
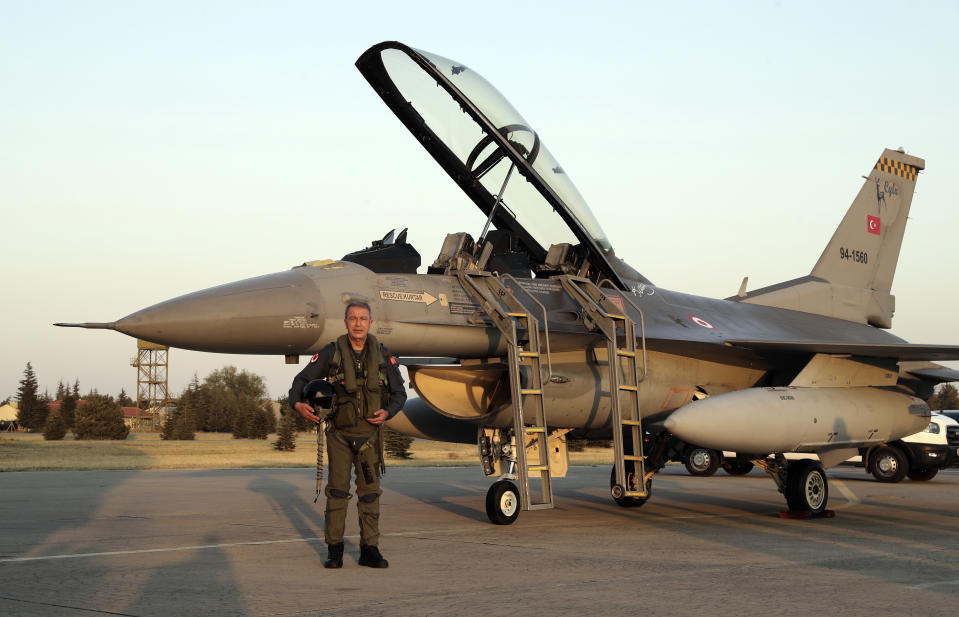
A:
<box><xmin>754</xmin><ymin>456</ymin><xmax>830</xmax><ymax>516</ymax></box>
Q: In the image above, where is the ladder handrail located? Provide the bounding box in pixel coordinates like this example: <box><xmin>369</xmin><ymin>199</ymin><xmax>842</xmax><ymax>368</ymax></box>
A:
<box><xmin>597</xmin><ymin>278</ymin><xmax>648</xmax><ymax>382</ymax></box>
<box><xmin>498</xmin><ymin>273</ymin><xmax>553</xmax><ymax>382</ymax></box>
<box><xmin>557</xmin><ymin>275</ymin><xmax>647</xmax><ymax>499</ymax></box>
<box><xmin>456</xmin><ymin>269</ymin><xmax>554</xmax><ymax>511</ymax></box>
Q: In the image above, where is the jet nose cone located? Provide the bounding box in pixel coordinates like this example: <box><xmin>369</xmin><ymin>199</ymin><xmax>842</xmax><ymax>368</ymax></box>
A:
<box><xmin>115</xmin><ymin>270</ymin><xmax>325</xmax><ymax>353</ymax></box>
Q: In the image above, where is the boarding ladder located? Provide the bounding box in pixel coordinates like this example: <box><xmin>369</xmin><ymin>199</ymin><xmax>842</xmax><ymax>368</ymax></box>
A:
<box><xmin>456</xmin><ymin>270</ymin><xmax>554</xmax><ymax>511</ymax></box>
<box><xmin>557</xmin><ymin>275</ymin><xmax>648</xmax><ymax>500</ymax></box>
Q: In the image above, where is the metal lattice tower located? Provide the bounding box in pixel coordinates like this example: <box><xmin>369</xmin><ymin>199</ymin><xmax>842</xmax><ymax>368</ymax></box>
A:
<box><xmin>131</xmin><ymin>340</ymin><xmax>170</xmax><ymax>431</ymax></box>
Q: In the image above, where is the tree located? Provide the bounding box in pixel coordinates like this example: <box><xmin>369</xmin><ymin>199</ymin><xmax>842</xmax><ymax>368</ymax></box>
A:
<box><xmin>160</xmin><ymin>407</ymin><xmax>178</xmax><ymax>440</ymax></box>
<box><xmin>928</xmin><ymin>383</ymin><xmax>959</xmax><ymax>410</ymax></box>
<box><xmin>16</xmin><ymin>362</ymin><xmax>49</xmax><ymax>432</ymax></box>
<box><xmin>55</xmin><ymin>380</ymin><xmax>67</xmax><ymax>400</ymax></box>
<box><xmin>43</xmin><ymin>411</ymin><xmax>67</xmax><ymax>440</ymax></box>
<box><xmin>274</xmin><ymin>413</ymin><xmax>297</xmax><ymax>451</ymax></box>
<box><xmin>71</xmin><ymin>379</ymin><xmax>80</xmax><ymax>398</ymax></box>
<box><xmin>171</xmin><ymin>405</ymin><xmax>196</xmax><ymax>440</ymax></box>
<box><xmin>383</xmin><ymin>427</ymin><xmax>413</xmax><ymax>459</ymax></box>
<box><xmin>232</xmin><ymin>404</ymin><xmax>250</xmax><ymax>438</ymax></box>
<box><xmin>247</xmin><ymin>408</ymin><xmax>267</xmax><ymax>439</ymax></box>
<box><xmin>277</xmin><ymin>394</ymin><xmax>313</xmax><ymax>432</ymax></box>
<box><xmin>199</xmin><ymin>366</ymin><xmax>268</xmax><ymax>432</ymax></box>
<box><xmin>116</xmin><ymin>388</ymin><xmax>134</xmax><ymax>407</ymax></box>
<box><xmin>59</xmin><ymin>394</ymin><xmax>77</xmax><ymax>429</ymax></box>
<box><xmin>73</xmin><ymin>395</ymin><xmax>129</xmax><ymax>440</ymax></box>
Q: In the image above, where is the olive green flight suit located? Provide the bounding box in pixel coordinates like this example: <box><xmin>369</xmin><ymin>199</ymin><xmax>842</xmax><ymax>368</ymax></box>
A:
<box><xmin>324</xmin><ymin>335</ymin><xmax>389</xmax><ymax>547</ymax></box>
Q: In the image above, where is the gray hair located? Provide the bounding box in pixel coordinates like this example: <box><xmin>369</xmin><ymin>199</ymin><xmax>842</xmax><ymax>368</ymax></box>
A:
<box><xmin>344</xmin><ymin>300</ymin><xmax>372</xmax><ymax>319</ymax></box>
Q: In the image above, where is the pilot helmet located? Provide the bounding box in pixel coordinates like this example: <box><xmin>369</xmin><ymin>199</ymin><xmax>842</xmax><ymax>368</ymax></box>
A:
<box><xmin>302</xmin><ymin>380</ymin><xmax>335</xmax><ymax>409</ymax></box>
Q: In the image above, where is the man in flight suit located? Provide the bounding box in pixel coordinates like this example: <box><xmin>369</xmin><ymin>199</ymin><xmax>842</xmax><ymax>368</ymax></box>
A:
<box><xmin>290</xmin><ymin>300</ymin><xmax>406</xmax><ymax>569</ymax></box>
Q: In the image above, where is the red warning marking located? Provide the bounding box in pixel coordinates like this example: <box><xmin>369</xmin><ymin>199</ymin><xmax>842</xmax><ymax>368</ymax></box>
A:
<box><xmin>310</xmin><ymin>353</ymin><xmax>319</xmax><ymax>363</ymax></box>
<box><xmin>688</xmin><ymin>314</ymin><xmax>715</xmax><ymax>329</ymax></box>
<box><xmin>390</xmin><ymin>356</ymin><xmax>397</xmax><ymax>365</ymax></box>
<box><xmin>867</xmin><ymin>215</ymin><xmax>881</xmax><ymax>235</ymax></box>
<box><xmin>607</xmin><ymin>295</ymin><xmax>625</xmax><ymax>312</ymax></box>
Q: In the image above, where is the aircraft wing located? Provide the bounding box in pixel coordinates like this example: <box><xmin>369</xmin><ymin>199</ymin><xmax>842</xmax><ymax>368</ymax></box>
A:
<box><xmin>726</xmin><ymin>340</ymin><xmax>959</xmax><ymax>362</ymax></box>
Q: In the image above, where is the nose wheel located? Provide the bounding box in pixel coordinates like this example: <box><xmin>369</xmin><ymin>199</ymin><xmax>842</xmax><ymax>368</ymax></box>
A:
<box><xmin>486</xmin><ymin>480</ymin><xmax>520</xmax><ymax>525</ymax></box>
<box><xmin>610</xmin><ymin>465</ymin><xmax>652</xmax><ymax>508</ymax></box>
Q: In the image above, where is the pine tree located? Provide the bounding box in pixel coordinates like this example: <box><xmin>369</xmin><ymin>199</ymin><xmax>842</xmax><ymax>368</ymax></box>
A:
<box><xmin>274</xmin><ymin>413</ymin><xmax>297</xmax><ymax>451</ymax></box>
<box><xmin>74</xmin><ymin>395</ymin><xmax>130</xmax><ymax>440</ymax></box>
<box><xmin>16</xmin><ymin>362</ymin><xmax>49</xmax><ymax>432</ymax></box>
<box><xmin>929</xmin><ymin>383</ymin><xmax>959</xmax><ymax>410</ymax></box>
<box><xmin>116</xmin><ymin>388</ymin><xmax>134</xmax><ymax>407</ymax></box>
<box><xmin>171</xmin><ymin>405</ymin><xmax>196</xmax><ymax>440</ymax></box>
<box><xmin>232</xmin><ymin>405</ymin><xmax>250</xmax><ymax>438</ymax></box>
<box><xmin>55</xmin><ymin>380</ymin><xmax>67</xmax><ymax>401</ymax></box>
<box><xmin>248</xmin><ymin>407</ymin><xmax>271</xmax><ymax>440</ymax></box>
<box><xmin>43</xmin><ymin>411</ymin><xmax>68</xmax><ymax>440</ymax></box>
<box><xmin>160</xmin><ymin>407</ymin><xmax>179</xmax><ymax>440</ymax></box>
<box><xmin>59</xmin><ymin>395</ymin><xmax>77</xmax><ymax>429</ymax></box>
<box><xmin>72</xmin><ymin>379</ymin><xmax>80</xmax><ymax>398</ymax></box>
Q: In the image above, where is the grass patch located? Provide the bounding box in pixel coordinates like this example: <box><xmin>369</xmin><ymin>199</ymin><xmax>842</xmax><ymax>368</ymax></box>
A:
<box><xmin>0</xmin><ymin>432</ymin><xmax>613</xmax><ymax>472</ymax></box>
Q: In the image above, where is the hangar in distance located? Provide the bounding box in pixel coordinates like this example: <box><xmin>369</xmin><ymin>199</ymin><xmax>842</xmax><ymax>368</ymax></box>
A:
<box><xmin>58</xmin><ymin>41</ymin><xmax>959</xmax><ymax>523</ymax></box>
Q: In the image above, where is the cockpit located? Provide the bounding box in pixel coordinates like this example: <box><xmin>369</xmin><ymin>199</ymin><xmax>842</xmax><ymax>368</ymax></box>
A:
<box><xmin>343</xmin><ymin>42</ymin><xmax>649</xmax><ymax>288</ymax></box>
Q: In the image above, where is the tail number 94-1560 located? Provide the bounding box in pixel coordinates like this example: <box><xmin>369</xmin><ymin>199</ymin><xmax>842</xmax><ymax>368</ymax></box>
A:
<box><xmin>840</xmin><ymin>247</ymin><xmax>868</xmax><ymax>264</ymax></box>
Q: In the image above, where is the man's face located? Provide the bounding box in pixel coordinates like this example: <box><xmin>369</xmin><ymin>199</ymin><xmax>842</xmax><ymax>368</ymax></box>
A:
<box><xmin>345</xmin><ymin>305</ymin><xmax>372</xmax><ymax>345</ymax></box>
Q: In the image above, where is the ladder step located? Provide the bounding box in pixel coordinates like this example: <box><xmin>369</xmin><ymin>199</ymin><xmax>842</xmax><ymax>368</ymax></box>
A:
<box><xmin>625</xmin><ymin>491</ymin><xmax>648</xmax><ymax>497</ymax></box>
<box><xmin>507</xmin><ymin>312</ymin><xmax>527</xmax><ymax>317</ymax></box>
<box><xmin>527</xmin><ymin>503</ymin><xmax>554</xmax><ymax>511</ymax></box>
<box><xmin>624</xmin><ymin>455</ymin><xmax>644</xmax><ymax>461</ymax></box>
<box><xmin>618</xmin><ymin>385</ymin><xmax>638</xmax><ymax>391</ymax></box>
<box><xmin>521</xmin><ymin>389</ymin><xmax>542</xmax><ymax>395</ymax></box>
<box><xmin>621</xmin><ymin>420</ymin><xmax>642</xmax><ymax>426</ymax></box>
<box><xmin>528</xmin><ymin>465</ymin><xmax>549</xmax><ymax>472</ymax></box>
<box><xmin>607</xmin><ymin>313</ymin><xmax>626</xmax><ymax>320</ymax></box>
<box><xmin>616</xmin><ymin>350</ymin><xmax>635</xmax><ymax>357</ymax></box>
<box><xmin>525</xmin><ymin>427</ymin><xmax>546</xmax><ymax>434</ymax></box>
<box><xmin>518</xmin><ymin>352</ymin><xmax>539</xmax><ymax>357</ymax></box>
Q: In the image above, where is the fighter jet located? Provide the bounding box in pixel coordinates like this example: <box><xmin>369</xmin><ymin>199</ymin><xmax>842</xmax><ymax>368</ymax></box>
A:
<box><xmin>58</xmin><ymin>41</ymin><xmax>959</xmax><ymax>524</ymax></box>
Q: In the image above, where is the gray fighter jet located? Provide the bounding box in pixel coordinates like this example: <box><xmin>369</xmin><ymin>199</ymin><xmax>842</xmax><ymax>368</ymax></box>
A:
<box><xmin>58</xmin><ymin>41</ymin><xmax>959</xmax><ymax>523</ymax></box>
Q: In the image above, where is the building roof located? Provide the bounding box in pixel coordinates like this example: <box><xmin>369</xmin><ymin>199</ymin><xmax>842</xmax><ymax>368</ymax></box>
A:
<box><xmin>122</xmin><ymin>406</ymin><xmax>152</xmax><ymax>419</ymax></box>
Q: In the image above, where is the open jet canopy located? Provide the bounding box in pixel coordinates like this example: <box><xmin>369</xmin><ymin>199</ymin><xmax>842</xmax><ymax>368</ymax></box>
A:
<box><xmin>356</xmin><ymin>41</ymin><xmax>644</xmax><ymax>288</ymax></box>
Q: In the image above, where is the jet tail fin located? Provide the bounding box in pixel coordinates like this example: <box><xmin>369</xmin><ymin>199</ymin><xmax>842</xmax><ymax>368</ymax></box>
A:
<box><xmin>734</xmin><ymin>148</ymin><xmax>924</xmax><ymax>328</ymax></box>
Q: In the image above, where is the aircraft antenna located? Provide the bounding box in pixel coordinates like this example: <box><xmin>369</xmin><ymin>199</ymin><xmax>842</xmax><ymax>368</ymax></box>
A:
<box><xmin>130</xmin><ymin>340</ymin><xmax>170</xmax><ymax>431</ymax></box>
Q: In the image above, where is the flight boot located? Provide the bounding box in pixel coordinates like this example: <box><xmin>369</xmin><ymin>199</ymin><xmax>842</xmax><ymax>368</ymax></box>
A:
<box><xmin>358</xmin><ymin>545</ymin><xmax>389</xmax><ymax>568</ymax></box>
<box><xmin>323</xmin><ymin>543</ymin><xmax>344</xmax><ymax>569</ymax></box>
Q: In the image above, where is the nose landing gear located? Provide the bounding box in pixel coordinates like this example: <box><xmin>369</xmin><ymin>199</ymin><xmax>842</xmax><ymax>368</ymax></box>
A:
<box><xmin>486</xmin><ymin>479</ymin><xmax>521</xmax><ymax>525</ymax></box>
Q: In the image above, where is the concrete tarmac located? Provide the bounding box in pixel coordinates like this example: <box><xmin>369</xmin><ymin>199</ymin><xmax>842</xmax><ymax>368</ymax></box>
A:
<box><xmin>0</xmin><ymin>464</ymin><xmax>957</xmax><ymax>617</ymax></box>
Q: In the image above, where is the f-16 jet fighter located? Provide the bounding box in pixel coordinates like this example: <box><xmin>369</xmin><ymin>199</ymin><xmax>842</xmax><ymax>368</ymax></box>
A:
<box><xmin>59</xmin><ymin>41</ymin><xmax>959</xmax><ymax>524</ymax></box>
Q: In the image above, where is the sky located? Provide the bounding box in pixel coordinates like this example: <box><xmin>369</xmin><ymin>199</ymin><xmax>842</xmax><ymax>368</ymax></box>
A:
<box><xmin>2</xmin><ymin>0</ymin><xmax>958</xmax><ymax>401</ymax></box>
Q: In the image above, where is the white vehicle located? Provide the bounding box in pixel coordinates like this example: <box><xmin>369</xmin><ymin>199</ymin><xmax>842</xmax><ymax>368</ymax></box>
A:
<box><xmin>680</xmin><ymin>413</ymin><xmax>959</xmax><ymax>481</ymax></box>
<box><xmin>863</xmin><ymin>412</ymin><xmax>959</xmax><ymax>482</ymax></box>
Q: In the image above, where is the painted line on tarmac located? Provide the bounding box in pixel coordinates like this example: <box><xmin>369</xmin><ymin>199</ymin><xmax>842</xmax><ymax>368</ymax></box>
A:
<box><xmin>912</xmin><ymin>579</ymin><xmax>959</xmax><ymax>590</ymax></box>
<box><xmin>830</xmin><ymin>478</ymin><xmax>861</xmax><ymax>510</ymax></box>
<box><xmin>0</xmin><ymin>529</ymin><xmax>452</xmax><ymax>564</ymax></box>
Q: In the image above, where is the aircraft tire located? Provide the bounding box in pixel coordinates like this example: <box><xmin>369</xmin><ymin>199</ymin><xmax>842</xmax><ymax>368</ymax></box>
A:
<box><xmin>784</xmin><ymin>459</ymin><xmax>828</xmax><ymax>514</ymax></box>
<box><xmin>907</xmin><ymin>467</ymin><xmax>938</xmax><ymax>482</ymax></box>
<box><xmin>683</xmin><ymin>446</ymin><xmax>720</xmax><ymax>476</ymax></box>
<box><xmin>721</xmin><ymin>459</ymin><xmax>754</xmax><ymax>475</ymax></box>
<box><xmin>870</xmin><ymin>445</ymin><xmax>909</xmax><ymax>483</ymax></box>
<box><xmin>609</xmin><ymin>465</ymin><xmax>651</xmax><ymax>508</ymax></box>
<box><xmin>485</xmin><ymin>480</ymin><xmax>520</xmax><ymax>525</ymax></box>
